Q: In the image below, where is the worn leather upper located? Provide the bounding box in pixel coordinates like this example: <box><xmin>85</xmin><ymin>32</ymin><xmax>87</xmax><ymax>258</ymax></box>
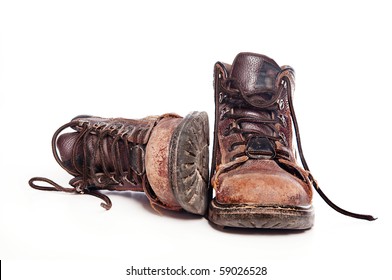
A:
<box><xmin>57</xmin><ymin>115</ymin><xmax>161</xmax><ymax>190</ymax></box>
<box><xmin>211</xmin><ymin>52</ymin><xmax>312</xmax><ymax>207</ymax></box>
<box><xmin>56</xmin><ymin>114</ymin><xmax>183</xmax><ymax>210</ymax></box>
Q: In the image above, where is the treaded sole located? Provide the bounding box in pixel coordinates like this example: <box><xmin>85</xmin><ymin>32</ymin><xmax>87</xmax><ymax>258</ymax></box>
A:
<box><xmin>169</xmin><ymin>111</ymin><xmax>209</xmax><ymax>215</ymax></box>
<box><xmin>208</xmin><ymin>199</ymin><xmax>314</xmax><ymax>229</ymax></box>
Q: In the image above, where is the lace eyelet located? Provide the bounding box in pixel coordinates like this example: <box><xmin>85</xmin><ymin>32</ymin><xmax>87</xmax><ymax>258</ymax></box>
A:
<box><xmin>97</xmin><ymin>176</ymin><xmax>104</xmax><ymax>184</ymax></box>
<box><xmin>109</xmin><ymin>175</ymin><xmax>120</xmax><ymax>184</ymax></box>
<box><xmin>75</xmin><ymin>183</ymin><xmax>85</xmax><ymax>193</ymax></box>
<box><xmin>125</xmin><ymin>176</ymin><xmax>137</xmax><ymax>185</ymax></box>
<box><xmin>121</xmin><ymin>129</ymin><xmax>130</xmax><ymax>138</ymax></box>
<box><xmin>78</xmin><ymin>120</ymin><xmax>90</xmax><ymax>127</ymax></box>
<box><xmin>230</xmin><ymin>121</ymin><xmax>238</xmax><ymax>129</ymax></box>
<box><xmin>219</xmin><ymin>92</ymin><xmax>225</xmax><ymax>103</ymax></box>
<box><xmin>279</xmin><ymin>132</ymin><xmax>288</xmax><ymax>146</ymax></box>
<box><xmin>281</xmin><ymin>79</ymin><xmax>287</xmax><ymax>89</ymax></box>
<box><xmin>220</xmin><ymin>107</ymin><xmax>229</xmax><ymax>120</ymax></box>
<box><xmin>93</xmin><ymin>122</ymin><xmax>106</xmax><ymax>130</ymax></box>
<box><xmin>278</xmin><ymin>114</ymin><xmax>287</xmax><ymax>127</ymax></box>
<box><xmin>278</xmin><ymin>99</ymin><xmax>285</xmax><ymax>110</ymax></box>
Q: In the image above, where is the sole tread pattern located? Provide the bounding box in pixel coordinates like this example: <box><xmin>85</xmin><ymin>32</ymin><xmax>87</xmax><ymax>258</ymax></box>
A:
<box><xmin>169</xmin><ymin>111</ymin><xmax>209</xmax><ymax>215</ymax></box>
<box><xmin>208</xmin><ymin>199</ymin><xmax>314</xmax><ymax>230</ymax></box>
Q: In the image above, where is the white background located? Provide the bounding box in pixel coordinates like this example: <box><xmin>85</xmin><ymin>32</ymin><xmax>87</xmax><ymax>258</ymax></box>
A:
<box><xmin>0</xmin><ymin>0</ymin><xmax>390</xmax><ymax>279</ymax></box>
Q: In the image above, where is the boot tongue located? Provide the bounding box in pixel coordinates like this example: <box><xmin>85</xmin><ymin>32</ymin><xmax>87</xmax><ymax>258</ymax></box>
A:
<box><xmin>230</xmin><ymin>53</ymin><xmax>281</xmax><ymax>159</ymax></box>
<box><xmin>230</xmin><ymin>52</ymin><xmax>281</xmax><ymax>93</ymax></box>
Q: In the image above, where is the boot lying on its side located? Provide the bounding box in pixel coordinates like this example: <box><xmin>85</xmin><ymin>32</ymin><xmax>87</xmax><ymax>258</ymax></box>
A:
<box><xmin>29</xmin><ymin>112</ymin><xmax>209</xmax><ymax>215</ymax></box>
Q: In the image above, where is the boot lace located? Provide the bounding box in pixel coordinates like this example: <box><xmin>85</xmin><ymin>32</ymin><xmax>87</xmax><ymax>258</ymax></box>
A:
<box><xmin>217</xmin><ymin>67</ymin><xmax>376</xmax><ymax>221</ymax></box>
<box><xmin>29</xmin><ymin>117</ymin><xmax>162</xmax><ymax>210</ymax></box>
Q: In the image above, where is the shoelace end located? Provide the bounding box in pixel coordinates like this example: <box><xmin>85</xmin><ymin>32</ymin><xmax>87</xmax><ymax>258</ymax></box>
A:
<box><xmin>100</xmin><ymin>202</ymin><xmax>112</xmax><ymax>210</ymax></box>
<box><xmin>363</xmin><ymin>215</ymin><xmax>377</xmax><ymax>221</ymax></box>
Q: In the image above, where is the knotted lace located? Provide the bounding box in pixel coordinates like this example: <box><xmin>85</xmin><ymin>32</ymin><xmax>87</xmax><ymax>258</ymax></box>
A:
<box><xmin>218</xmin><ymin>68</ymin><xmax>376</xmax><ymax>221</ymax></box>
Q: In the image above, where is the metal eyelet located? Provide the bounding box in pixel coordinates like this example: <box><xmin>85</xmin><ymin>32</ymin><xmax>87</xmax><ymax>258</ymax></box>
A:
<box><xmin>220</xmin><ymin>107</ymin><xmax>229</xmax><ymax>119</ymax></box>
<box><xmin>281</xmin><ymin>79</ymin><xmax>287</xmax><ymax>89</ymax></box>
<box><xmin>278</xmin><ymin>114</ymin><xmax>287</xmax><ymax>127</ymax></box>
<box><xmin>278</xmin><ymin>99</ymin><xmax>285</xmax><ymax>110</ymax></box>
<box><xmin>124</xmin><ymin>176</ymin><xmax>137</xmax><ymax>186</ymax></box>
<box><xmin>230</xmin><ymin>121</ymin><xmax>238</xmax><ymax>129</ymax></box>
<box><xmin>279</xmin><ymin>132</ymin><xmax>288</xmax><ymax>146</ymax></box>
<box><xmin>75</xmin><ymin>183</ymin><xmax>85</xmax><ymax>194</ymax></box>
<box><xmin>79</xmin><ymin>120</ymin><xmax>90</xmax><ymax>127</ymax></box>
<box><xmin>93</xmin><ymin>122</ymin><xmax>106</xmax><ymax>130</ymax></box>
<box><xmin>109</xmin><ymin>175</ymin><xmax>120</xmax><ymax>184</ymax></box>
<box><xmin>219</xmin><ymin>92</ymin><xmax>225</xmax><ymax>103</ymax></box>
<box><xmin>97</xmin><ymin>176</ymin><xmax>104</xmax><ymax>184</ymax></box>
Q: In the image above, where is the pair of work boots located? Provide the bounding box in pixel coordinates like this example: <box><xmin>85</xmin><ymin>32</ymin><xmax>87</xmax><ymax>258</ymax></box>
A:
<box><xmin>29</xmin><ymin>52</ymin><xmax>375</xmax><ymax>229</ymax></box>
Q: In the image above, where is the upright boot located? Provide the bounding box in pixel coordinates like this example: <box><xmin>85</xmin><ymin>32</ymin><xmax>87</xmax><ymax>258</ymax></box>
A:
<box><xmin>29</xmin><ymin>112</ymin><xmax>209</xmax><ymax>215</ymax></box>
<box><xmin>209</xmin><ymin>52</ymin><xmax>375</xmax><ymax>228</ymax></box>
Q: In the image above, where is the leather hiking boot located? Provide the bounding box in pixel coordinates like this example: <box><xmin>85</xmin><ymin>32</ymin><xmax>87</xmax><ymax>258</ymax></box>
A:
<box><xmin>29</xmin><ymin>112</ymin><xmax>209</xmax><ymax>215</ymax></box>
<box><xmin>208</xmin><ymin>52</ymin><xmax>375</xmax><ymax>229</ymax></box>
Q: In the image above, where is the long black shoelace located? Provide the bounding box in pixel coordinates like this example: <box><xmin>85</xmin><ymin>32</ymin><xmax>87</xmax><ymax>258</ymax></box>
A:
<box><xmin>219</xmin><ymin>68</ymin><xmax>376</xmax><ymax>221</ymax></box>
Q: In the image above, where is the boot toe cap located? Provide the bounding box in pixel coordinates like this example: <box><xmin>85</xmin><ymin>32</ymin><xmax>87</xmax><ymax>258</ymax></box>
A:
<box><xmin>216</xmin><ymin>163</ymin><xmax>312</xmax><ymax>208</ymax></box>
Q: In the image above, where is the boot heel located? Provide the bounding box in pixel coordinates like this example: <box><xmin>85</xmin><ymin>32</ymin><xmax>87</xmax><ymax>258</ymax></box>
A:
<box><xmin>169</xmin><ymin>111</ymin><xmax>210</xmax><ymax>215</ymax></box>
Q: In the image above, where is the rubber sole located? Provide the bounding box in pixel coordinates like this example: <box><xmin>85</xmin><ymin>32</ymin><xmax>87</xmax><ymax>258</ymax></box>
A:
<box><xmin>169</xmin><ymin>111</ymin><xmax>209</xmax><ymax>215</ymax></box>
<box><xmin>208</xmin><ymin>199</ymin><xmax>314</xmax><ymax>229</ymax></box>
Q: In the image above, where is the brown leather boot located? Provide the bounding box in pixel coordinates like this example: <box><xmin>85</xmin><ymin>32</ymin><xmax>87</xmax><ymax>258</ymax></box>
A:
<box><xmin>29</xmin><ymin>112</ymin><xmax>209</xmax><ymax>215</ymax></box>
<box><xmin>208</xmin><ymin>52</ymin><xmax>375</xmax><ymax>229</ymax></box>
